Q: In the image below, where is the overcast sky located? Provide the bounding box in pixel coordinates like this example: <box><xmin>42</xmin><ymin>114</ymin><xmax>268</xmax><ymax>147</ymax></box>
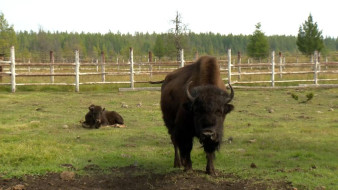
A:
<box><xmin>0</xmin><ymin>0</ymin><xmax>337</xmax><ymax>37</ymax></box>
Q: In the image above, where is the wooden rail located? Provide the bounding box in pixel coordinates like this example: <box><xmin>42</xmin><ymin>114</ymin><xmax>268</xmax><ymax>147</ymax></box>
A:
<box><xmin>1</xmin><ymin>47</ymin><xmax>338</xmax><ymax>92</ymax></box>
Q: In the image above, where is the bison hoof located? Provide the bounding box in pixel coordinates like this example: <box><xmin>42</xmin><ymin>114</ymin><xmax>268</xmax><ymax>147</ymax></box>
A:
<box><xmin>174</xmin><ymin>160</ymin><xmax>182</xmax><ymax>168</ymax></box>
<box><xmin>183</xmin><ymin>166</ymin><xmax>193</xmax><ymax>173</ymax></box>
<box><xmin>206</xmin><ymin>169</ymin><xmax>216</xmax><ymax>176</ymax></box>
<box><xmin>174</xmin><ymin>164</ymin><xmax>181</xmax><ymax>168</ymax></box>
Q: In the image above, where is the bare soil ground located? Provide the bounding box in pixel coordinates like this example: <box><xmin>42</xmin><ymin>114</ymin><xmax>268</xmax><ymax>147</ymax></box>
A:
<box><xmin>0</xmin><ymin>165</ymin><xmax>293</xmax><ymax>190</ymax></box>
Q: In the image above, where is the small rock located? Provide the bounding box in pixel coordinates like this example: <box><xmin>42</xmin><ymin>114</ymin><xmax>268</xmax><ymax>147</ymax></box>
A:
<box><xmin>60</xmin><ymin>164</ymin><xmax>75</xmax><ymax>170</ymax></box>
<box><xmin>30</xmin><ymin>120</ymin><xmax>40</xmax><ymax>124</ymax></box>
<box><xmin>21</xmin><ymin>176</ymin><xmax>28</xmax><ymax>182</ymax></box>
<box><xmin>121</xmin><ymin>154</ymin><xmax>131</xmax><ymax>158</ymax></box>
<box><xmin>136</xmin><ymin>102</ymin><xmax>142</xmax><ymax>107</ymax></box>
<box><xmin>316</xmin><ymin>111</ymin><xmax>323</xmax><ymax>114</ymax></box>
<box><xmin>60</xmin><ymin>171</ymin><xmax>75</xmax><ymax>181</ymax></box>
<box><xmin>62</xmin><ymin>125</ymin><xmax>69</xmax><ymax>129</ymax></box>
<box><xmin>12</xmin><ymin>184</ymin><xmax>25</xmax><ymax>190</ymax></box>
<box><xmin>248</xmin><ymin>139</ymin><xmax>256</xmax><ymax>143</ymax></box>
<box><xmin>237</xmin><ymin>148</ymin><xmax>246</xmax><ymax>153</ymax></box>
<box><xmin>228</xmin><ymin>136</ymin><xmax>233</xmax><ymax>143</ymax></box>
<box><xmin>121</xmin><ymin>103</ymin><xmax>129</xmax><ymax>108</ymax></box>
<box><xmin>76</xmin><ymin>136</ymin><xmax>80</xmax><ymax>139</ymax></box>
<box><xmin>328</xmin><ymin>108</ymin><xmax>334</xmax><ymax>111</ymax></box>
<box><xmin>268</xmin><ymin>108</ymin><xmax>274</xmax><ymax>113</ymax></box>
<box><xmin>311</xmin><ymin>165</ymin><xmax>317</xmax><ymax>169</ymax></box>
<box><xmin>250</xmin><ymin>163</ymin><xmax>257</xmax><ymax>168</ymax></box>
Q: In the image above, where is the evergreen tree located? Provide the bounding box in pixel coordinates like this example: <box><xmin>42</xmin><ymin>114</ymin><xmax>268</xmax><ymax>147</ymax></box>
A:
<box><xmin>296</xmin><ymin>14</ymin><xmax>324</xmax><ymax>56</ymax></box>
<box><xmin>169</xmin><ymin>12</ymin><xmax>189</xmax><ymax>60</ymax></box>
<box><xmin>153</xmin><ymin>35</ymin><xmax>166</xmax><ymax>59</ymax></box>
<box><xmin>0</xmin><ymin>12</ymin><xmax>16</xmax><ymax>55</ymax></box>
<box><xmin>247</xmin><ymin>23</ymin><xmax>269</xmax><ymax>60</ymax></box>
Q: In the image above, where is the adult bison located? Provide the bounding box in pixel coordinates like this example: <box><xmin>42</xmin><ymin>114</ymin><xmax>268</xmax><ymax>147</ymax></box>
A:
<box><xmin>159</xmin><ymin>56</ymin><xmax>234</xmax><ymax>175</ymax></box>
<box><xmin>82</xmin><ymin>104</ymin><xmax>124</xmax><ymax>129</ymax></box>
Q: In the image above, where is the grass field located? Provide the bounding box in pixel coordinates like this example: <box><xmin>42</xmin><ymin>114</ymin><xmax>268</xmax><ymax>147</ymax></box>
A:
<box><xmin>0</xmin><ymin>86</ymin><xmax>337</xmax><ymax>189</ymax></box>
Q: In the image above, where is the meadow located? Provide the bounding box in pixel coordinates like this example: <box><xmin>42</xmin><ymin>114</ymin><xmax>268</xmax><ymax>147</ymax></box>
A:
<box><xmin>0</xmin><ymin>85</ymin><xmax>337</xmax><ymax>189</ymax></box>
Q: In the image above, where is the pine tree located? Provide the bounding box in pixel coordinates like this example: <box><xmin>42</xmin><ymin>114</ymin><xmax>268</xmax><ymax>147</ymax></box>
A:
<box><xmin>247</xmin><ymin>23</ymin><xmax>269</xmax><ymax>60</ymax></box>
<box><xmin>153</xmin><ymin>35</ymin><xmax>166</xmax><ymax>59</ymax></box>
<box><xmin>169</xmin><ymin>12</ymin><xmax>189</xmax><ymax>60</ymax></box>
<box><xmin>0</xmin><ymin>12</ymin><xmax>16</xmax><ymax>55</ymax></box>
<box><xmin>296</xmin><ymin>14</ymin><xmax>324</xmax><ymax>56</ymax></box>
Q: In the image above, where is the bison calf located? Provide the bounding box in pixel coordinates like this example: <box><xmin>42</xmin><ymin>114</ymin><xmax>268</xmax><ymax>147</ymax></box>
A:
<box><xmin>82</xmin><ymin>104</ymin><xmax>124</xmax><ymax>129</ymax></box>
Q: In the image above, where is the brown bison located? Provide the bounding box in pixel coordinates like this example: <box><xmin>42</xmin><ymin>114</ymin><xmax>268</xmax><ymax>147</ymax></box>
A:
<box><xmin>159</xmin><ymin>56</ymin><xmax>234</xmax><ymax>175</ymax></box>
<box><xmin>82</xmin><ymin>104</ymin><xmax>124</xmax><ymax>129</ymax></box>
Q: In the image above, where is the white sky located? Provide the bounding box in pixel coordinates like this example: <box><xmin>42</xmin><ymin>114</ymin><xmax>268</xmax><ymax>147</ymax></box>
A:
<box><xmin>0</xmin><ymin>0</ymin><xmax>337</xmax><ymax>37</ymax></box>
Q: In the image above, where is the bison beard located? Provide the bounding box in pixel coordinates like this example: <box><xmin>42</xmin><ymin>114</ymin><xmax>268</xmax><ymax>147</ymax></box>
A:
<box><xmin>160</xmin><ymin>56</ymin><xmax>234</xmax><ymax>175</ymax></box>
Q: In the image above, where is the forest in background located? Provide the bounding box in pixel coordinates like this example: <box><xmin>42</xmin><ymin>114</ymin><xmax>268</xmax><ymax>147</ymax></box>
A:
<box><xmin>8</xmin><ymin>30</ymin><xmax>338</xmax><ymax>62</ymax></box>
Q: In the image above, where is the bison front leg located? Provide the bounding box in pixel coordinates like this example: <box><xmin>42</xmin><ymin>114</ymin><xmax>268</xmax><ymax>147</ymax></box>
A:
<box><xmin>206</xmin><ymin>152</ymin><xmax>216</xmax><ymax>175</ymax></box>
<box><xmin>178</xmin><ymin>138</ymin><xmax>193</xmax><ymax>172</ymax></box>
<box><xmin>171</xmin><ymin>136</ymin><xmax>181</xmax><ymax>168</ymax></box>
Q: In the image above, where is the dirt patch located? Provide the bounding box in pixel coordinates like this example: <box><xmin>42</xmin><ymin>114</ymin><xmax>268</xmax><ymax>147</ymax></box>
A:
<box><xmin>0</xmin><ymin>166</ymin><xmax>293</xmax><ymax>190</ymax></box>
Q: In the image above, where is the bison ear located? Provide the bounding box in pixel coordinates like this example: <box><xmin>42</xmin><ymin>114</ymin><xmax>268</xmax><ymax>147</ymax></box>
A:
<box><xmin>89</xmin><ymin>105</ymin><xmax>94</xmax><ymax>111</ymax></box>
<box><xmin>183</xmin><ymin>102</ymin><xmax>193</xmax><ymax>111</ymax></box>
<box><xmin>224</xmin><ymin>104</ymin><xmax>234</xmax><ymax>114</ymax></box>
<box><xmin>102</xmin><ymin>108</ymin><xmax>105</xmax><ymax>111</ymax></box>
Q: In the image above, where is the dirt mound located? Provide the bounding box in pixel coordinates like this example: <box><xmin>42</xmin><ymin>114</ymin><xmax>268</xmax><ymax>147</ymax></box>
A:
<box><xmin>0</xmin><ymin>166</ymin><xmax>292</xmax><ymax>190</ymax></box>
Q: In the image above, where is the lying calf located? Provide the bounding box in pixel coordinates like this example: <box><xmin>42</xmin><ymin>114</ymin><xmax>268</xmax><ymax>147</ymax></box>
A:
<box><xmin>82</xmin><ymin>104</ymin><xmax>125</xmax><ymax>129</ymax></box>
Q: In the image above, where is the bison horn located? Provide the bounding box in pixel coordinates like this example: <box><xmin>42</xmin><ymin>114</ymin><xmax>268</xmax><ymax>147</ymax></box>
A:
<box><xmin>186</xmin><ymin>81</ymin><xmax>196</xmax><ymax>102</ymax></box>
<box><xmin>225</xmin><ymin>83</ymin><xmax>234</xmax><ymax>104</ymax></box>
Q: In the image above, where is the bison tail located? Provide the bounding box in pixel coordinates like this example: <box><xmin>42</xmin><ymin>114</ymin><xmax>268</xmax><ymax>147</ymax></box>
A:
<box><xmin>149</xmin><ymin>80</ymin><xmax>164</xmax><ymax>84</ymax></box>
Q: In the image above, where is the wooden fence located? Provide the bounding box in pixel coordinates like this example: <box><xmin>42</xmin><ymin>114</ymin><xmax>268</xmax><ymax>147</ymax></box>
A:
<box><xmin>1</xmin><ymin>46</ymin><xmax>338</xmax><ymax>92</ymax></box>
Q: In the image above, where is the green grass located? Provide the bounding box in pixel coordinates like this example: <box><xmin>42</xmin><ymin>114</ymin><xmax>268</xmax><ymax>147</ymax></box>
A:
<box><xmin>0</xmin><ymin>87</ymin><xmax>337</xmax><ymax>189</ymax></box>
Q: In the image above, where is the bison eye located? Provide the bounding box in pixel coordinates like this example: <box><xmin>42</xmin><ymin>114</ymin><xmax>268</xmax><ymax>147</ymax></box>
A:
<box><xmin>215</xmin><ymin>109</ymin><xmax>223</xmax><ymax>116</ymax></box>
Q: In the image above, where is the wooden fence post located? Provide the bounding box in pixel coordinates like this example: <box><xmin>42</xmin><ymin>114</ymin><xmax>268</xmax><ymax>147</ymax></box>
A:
<box><xmin>0</xmin><ymin>54</ymin><xmax>3</xmax><ymax>82</ymax></box>
<box><xmin>75</xmin><ymin>50</ymin><xmax>80</xmax><ymax>92</ymax></box>
<box><xmin>180</xmin><ymin>49</ymin><xmax>184</xmax><ymax>68</ymax></box>
<box><xmin>130</xmin><ymin>48</ymin><xmax>134</xmax><ymax>88</ymax></box>
<box><xmin>314</xmin><ymin>51</ymin><xmax>318</xmax><ymax>85</ymax></box>
<box><xmin>325</xmin><ymin>56</ymin><xmax>328</xmax><ymax>69</ymax></box>
<box><xmin>271</xmin><ymin>51</ymin><xmax>275</xmax><ymax>87</ymax></box>
<box><xmin>148</xmin><ymin>51</ymin><xmax>153</xmax><ymax>79</ymax></box>
<box><xmin>50</xmin><ymin>51</ymin><xmax>55</xmax><ymax>83</ymax></box>
<box><xmin>96</xmin><ymin>59</ymin><xmax>99</xmax><ymax>72</ymax></box>
<box><xmin>10</xmin><ymin>46</ymin><xmax>16</xmax><ymax>93</ymax></box>
<box><xmin>116</xmin><ymin>57</ymin><xmax>119</xmax><ymax>71</ymax></box>
<box><xmin>283</xmin><ymin>56</ymin><xmax>286</xmax><ymax>69</ymax></box>
<box><xmin>237</xmin><ymin>51</ymin><xmax>241</xmax><ymax>80</ymax></box>
<box><xmin>101</xmin><ymin>51</ymin><xmax>105</xmax><ymax>82</ymax></box>
<box><xmin>318</xmin><ymin>52</ymin><xmax>321</xmax><ymax>71</ymax></box>
<box><xmin>228</xmin><ymin>49</ymin><xmax>232</xmax><ymax>84</ymax></box>
<box><xmin>28</xmin><ymin>59</ymin><xmax>31</xmax><ymax>73</ymax></box>
<box><xmin>279</xmin><ymin>52</ymin><xmax>283</xmax><ymax>79</ymax></box>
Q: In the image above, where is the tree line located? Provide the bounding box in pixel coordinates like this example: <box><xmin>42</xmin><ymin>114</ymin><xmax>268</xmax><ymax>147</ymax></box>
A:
<box><xmin>1</xmin><ymin>12</ymin><xmax>337</xmax><ymax>62</ymax></box>
<box><xmin>10</xmin><ymin>31</ymin><xmax>337</xmax><ymax>62</ymax></box>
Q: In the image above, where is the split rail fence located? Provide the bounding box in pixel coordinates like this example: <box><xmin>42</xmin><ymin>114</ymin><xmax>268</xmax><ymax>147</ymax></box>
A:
<box><xmin>1</xmin><ymin>46</ymin><xmax>338</xmax><ymax>92</ymax></box>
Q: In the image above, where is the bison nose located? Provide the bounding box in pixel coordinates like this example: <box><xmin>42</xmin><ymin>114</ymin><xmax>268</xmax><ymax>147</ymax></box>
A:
<box><xmin>96</xmin><ymin>119</ymin><xmax>101</xmax><ymax>123</ymax></box>
<box><xmin>201</xmin><ymin>129</ymin><xmax>217</xmax><ymax>141</ymax></box>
